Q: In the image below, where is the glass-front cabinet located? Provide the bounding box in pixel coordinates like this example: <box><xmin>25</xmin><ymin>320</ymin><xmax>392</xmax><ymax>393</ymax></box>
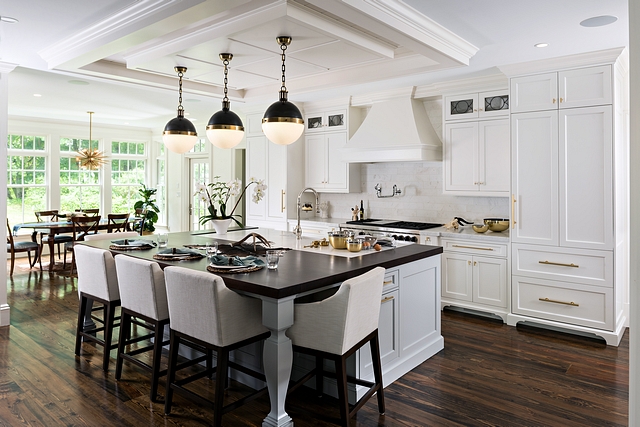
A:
<box><xmin>305</xmin><ymin>109</ymin><xmax>347</xmax><ymax>133</ymax></box>
<box><xmin>445</xmin><ymin>91</ymin><xmax>509</xmax><ymax>121</ymax></box>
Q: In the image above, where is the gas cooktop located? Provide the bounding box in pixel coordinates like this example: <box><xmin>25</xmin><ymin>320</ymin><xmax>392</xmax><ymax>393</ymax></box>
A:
<box><xmin>344</xmin><ymin>219</ymin><xmax>443</xmax><ymax>231</ymax></box>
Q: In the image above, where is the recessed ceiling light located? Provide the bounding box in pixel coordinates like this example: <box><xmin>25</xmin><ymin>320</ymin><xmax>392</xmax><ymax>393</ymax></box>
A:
<box><xmin>33</xmin><ymin>94</ymin><xmax>41</xmax><ymax>97</ymax></box>
<box><xmin>0</xmin><ymin>16</ymin><xmax>18</xmax><ymax>23</ymax></box>
<box><xmin>580</xmin><ymin>15</ymin><xmax>618</xmax><ymax>27</ymax></box>
<box><xmin>534</xmin><ymin>43</ymin><xmax>549</xmax><ymax>48</ymax></box>
<box><xmin>68</xmin><ymin>80</ymin><xmax>89</xmax><ymax>85</ymax></box>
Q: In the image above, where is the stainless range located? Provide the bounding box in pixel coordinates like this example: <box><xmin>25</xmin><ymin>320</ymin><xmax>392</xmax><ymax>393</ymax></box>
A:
<box><xmin>339</xmin><ymin>219</ymin><xmax>442</xmax><ymax>246</ymax></box>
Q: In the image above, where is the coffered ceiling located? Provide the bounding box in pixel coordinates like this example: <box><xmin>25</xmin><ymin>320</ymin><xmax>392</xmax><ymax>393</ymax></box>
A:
<box><xmin>0</xmin><ymin>0</ymin><xmax>628</xmax><ymax>129</ymax></box>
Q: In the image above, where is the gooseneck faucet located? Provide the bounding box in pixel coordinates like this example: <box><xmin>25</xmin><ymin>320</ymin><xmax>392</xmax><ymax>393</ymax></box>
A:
<box><xmin>293</xmin><ymin>187</ymin><xmax>320</xmax><ymax>239</ymax></box>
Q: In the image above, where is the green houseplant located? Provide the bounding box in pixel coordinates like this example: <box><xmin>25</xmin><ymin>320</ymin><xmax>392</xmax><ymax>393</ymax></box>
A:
<box><xmin>134</xmin><ymin>183</ymin><xmax>160</xmax><ymax>233</ymax></box>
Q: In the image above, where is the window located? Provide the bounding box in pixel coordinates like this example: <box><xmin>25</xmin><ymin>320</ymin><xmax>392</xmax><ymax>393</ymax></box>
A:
<box><xmin>59</xmin><ymin>137</ymin><xmax>100</xmax><ymax>212</ymax></box>
<box><xmin>7</xmin><ymin>134</ymin><xmax>47</xmax><ymax>227</ymax></box>
<box><xmin>111</xmin><ymin>140</ymin><xmax>147</xmax><ymax>213</ymax></box>
<box><xmin>156</xmin><ymin>143</ymin><xmax>166</xmax><ymax>225</ymax></box>
<box><xmin>190</xmin><ymin>137</ymin><xmax>208</xmax><ymax>153</ymax></box>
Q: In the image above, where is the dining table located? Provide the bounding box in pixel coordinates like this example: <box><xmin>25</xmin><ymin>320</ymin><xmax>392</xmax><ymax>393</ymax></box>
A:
<box><xmin>81</xmin><ymin>229</ymin><xmax>443</xmax><ymax>427</ymax></box>
<box><xmin>13</xmin><ymin>217</ymin><xmax>134</xmax><ymax>271</ymax></box>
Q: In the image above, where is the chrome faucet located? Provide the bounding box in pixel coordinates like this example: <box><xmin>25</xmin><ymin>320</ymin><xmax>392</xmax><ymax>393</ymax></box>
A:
<box><xmin>293</xmin><ymin>187</ymin><xmax>320</xmax><ymax>239</ymax></box>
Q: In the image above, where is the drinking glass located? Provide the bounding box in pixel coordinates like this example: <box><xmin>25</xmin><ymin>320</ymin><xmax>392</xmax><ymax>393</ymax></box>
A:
<box><xmin>266</xmin><ymin>250</ymin><xmax>280</xmax><ymax>270</ymax></box>
<box><xmin>156</xmin><ymin>232</ymin><xmax>169</xmax><ymax>248</ymax></box>
<box><xmin>206</xmin><ymin>241</ymin><xmax>219</xmax><ymax>265</ymax></box>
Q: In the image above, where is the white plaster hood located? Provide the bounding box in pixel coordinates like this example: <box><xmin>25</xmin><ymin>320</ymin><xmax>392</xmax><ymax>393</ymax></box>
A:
<box><xmin>343</xmin><ymin>97</ymin><xmax>442</xmax><ymax>163</ymax></box>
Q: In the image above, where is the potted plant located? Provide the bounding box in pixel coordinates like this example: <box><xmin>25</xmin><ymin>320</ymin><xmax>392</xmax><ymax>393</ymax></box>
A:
<box><xmin>194</xmin><ymin>176</ymin><xmax>266</xmax><ymax>234</ymax></box>
<box><xmin>133</xmin><ymin>183</ymin><xmax>160</xmax><ymax>234</ymax></box>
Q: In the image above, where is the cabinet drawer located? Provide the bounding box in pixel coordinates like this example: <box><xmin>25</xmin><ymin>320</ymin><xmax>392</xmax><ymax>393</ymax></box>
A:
<box><xmin>512</xmin><ymin>243</ymin><xmax>612</xmax><ymax>288</ymax></box>
<box><xmin>383</xmin><ymin>269</ymin><xmax>399</xmax><ymax>292</ymax></box>
<box><xmin>512</xmin><ymin>275</ymin><xmax>612</xmax><ymax>331</ymax></box>
<box><xmin>442</xmin><ymin>239</ymin><xmax>507</xmax><ymax>257</ymax></box>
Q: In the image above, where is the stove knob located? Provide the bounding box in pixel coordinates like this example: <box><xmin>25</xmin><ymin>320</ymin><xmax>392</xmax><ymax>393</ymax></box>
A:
<box><xmin>398</xmin><ymin>235</ymin><xmax>405</xmax><ymax>241</ymax></box>
<box><xmin>359</xmin><ymin>231</ymin><xmax>365</xmax><ymax>235</ymax></box>
<box><xmin>410</xmin><ymin>236</ymin><xmax>418</xmax><ymax>243</ymax></box>
<box><xmin>392</xmin><ymin>235</ymin><xmax>398</xmax><ymax>240</ymax></box>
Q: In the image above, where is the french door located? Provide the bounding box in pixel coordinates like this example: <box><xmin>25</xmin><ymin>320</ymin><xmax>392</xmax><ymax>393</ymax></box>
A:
<box><xmin>189</xmin><ymin>158</ymin><xmax>210</xmax><ymax>231</ymax></box>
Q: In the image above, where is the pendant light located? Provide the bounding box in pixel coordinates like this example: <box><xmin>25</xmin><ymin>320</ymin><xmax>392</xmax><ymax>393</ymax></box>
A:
<box><xmin>206</xmin><ymin>53</ymin><xmax>244</xmax><ymax>149</ymax></box>
<box><xmin>262</xmin><ymin>36</ymin><xmax>303</xmax><ymax>145</ymax></box>
<box><xmin>76</xmin><ymin>111</ymin><xmax>107</xmax><ymax>170</ymax></box>
<box><xmin>162</xmin><ymin>66</ymin><xmax>198</xmax><ymax>154</ymax></box>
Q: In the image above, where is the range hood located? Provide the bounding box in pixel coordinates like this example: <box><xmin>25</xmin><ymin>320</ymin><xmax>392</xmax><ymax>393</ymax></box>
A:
<box><xmin>343</xmin><ymin>98</ymin><xmax>442</xmax><ymax>163</ymax></box>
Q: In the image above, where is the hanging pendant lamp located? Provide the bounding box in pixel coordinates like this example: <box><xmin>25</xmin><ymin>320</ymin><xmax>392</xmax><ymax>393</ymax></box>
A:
<box><xmin>262</xmin><ymin>36</ymin><xmax>303</xmax><ymax>145</ymax></box>
<box><xmin>76</xmin><ymin>111</ymin><xmax>107</xmax><ymax>170</ymax></box>
<box><xmin>206</xmin><ymin>53</ymin><xmax>244</xmax><ymax>149</ymax></box>
<box><xmin>163</xmin><ymin>66</ymin><xmax>198</xmax><ymax>154</ymax></box>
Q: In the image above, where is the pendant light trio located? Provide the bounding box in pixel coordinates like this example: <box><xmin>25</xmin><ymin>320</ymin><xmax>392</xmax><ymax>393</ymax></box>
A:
<box><xmin>162</xmin><ymin>36</ymin><xmax>304</xmax><ymax>153</ymax></box>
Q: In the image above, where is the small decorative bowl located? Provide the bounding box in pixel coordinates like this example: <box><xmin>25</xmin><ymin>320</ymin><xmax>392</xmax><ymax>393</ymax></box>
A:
<box><xmin>355</xmin><ymin>235</ymin><xmax>377</xmax><ymax>249</ymax></box>
<box><xmin>472</xmin><ymin>224</ymin><xmax>489</xmax><ymax>233</ymax></box>
<box><xmin>484</xmin><ymin>218</ymin><xmax>510</xmax><ymax>232</ymax></box>
<box><xmin>346</xmin><ymin>239</ymin><xmax>362</xmax><ymax>252</ymax></box>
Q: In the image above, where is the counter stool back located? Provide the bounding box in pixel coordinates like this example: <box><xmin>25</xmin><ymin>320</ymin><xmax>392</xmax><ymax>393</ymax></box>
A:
<box><xmin>163</xmin><ymin>266</ymin><xmax>270</xmax><ymax>427</ymax></box>
<box><xmin>286</xmin><ymin>266</ymin><xmax>386</xmax><ymax>427</ymax></box>
<box><xmin>74</xmin><ymin>244</ymin><xmax>121</xmax><ymax>371</ymax></box>
<box><xmin>114</xmin><ymin>255</ymin><xmax>169</xmax><ymax>402</ymax></box>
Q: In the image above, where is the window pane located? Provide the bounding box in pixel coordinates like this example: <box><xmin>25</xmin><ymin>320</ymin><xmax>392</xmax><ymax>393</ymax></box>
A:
<box><xmin>24</xmin><ymin>136</ymin><xmax>34</xmax><ymax>150</ymax></box>
<box><xmin>7</xmin><ymin>187</ymin><xmax>47</xmax><ymax>227</ymax></box>
<box><xmin>35</xmin><ymin>136</ymin><xmax>45</xmax><ymax>151</ymax></box>
<box><xmin>9</xmin><ymin>135</ymin><xmax>22</xmax><ymax>149</ymax></box>
<box><xmin>35</xmin><ymin>156</ymin><xmax>45</xmax><ymax>170</ymax></box>
<box><xmin>128</xmin><ymin>142</ymin><xmax>136</xmax><ymax>154</ymax></box>
<box><xmin>112</xmin><ymin>141</ymin><xmax>119</xmax><ymax>154</ymax></box>
<box><xmin>24</xmin><ymin>172</ymin><xmax>34</xmax><ymax>185</ymax></box>
<box><xmin>137</xmin><ymin>143</ymin><xmax>145</xmax><ymax>155</ymax></box>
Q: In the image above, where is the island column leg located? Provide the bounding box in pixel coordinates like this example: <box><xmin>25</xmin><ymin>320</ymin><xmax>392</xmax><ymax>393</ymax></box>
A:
<box><xmin>261</xmin><ymin>296</ymin><xmax>295</xmax><ymax>427</ymax></box>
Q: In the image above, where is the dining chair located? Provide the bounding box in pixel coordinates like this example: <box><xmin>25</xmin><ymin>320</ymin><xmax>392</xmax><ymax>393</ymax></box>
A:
<box><xmin>34</xmin><ymin>209</ymin><xmax>72</xmax><ymax>260</ymax></box>
<box><xmin>133</xmin><ymin>208</ymin><xmax>148</xmax><ymax>235</ymax></box>
<box><xmin>6</xmin><ymin>219</ymin><xmax>42</xmax><ymax>276</ymax></box>
<box><xmin>64</xmin><ymin>215</ymin><xmax>101</xmax><ymax>273</ymax></box>
<box><xmin>163</xmin><ymin>266</ymin><xmax>270</xmax><ymax>426</ymax></box>
<box><xmin>76</xmin><ymin>208</ymin><xmax>100</xmax><ymax>216</ymax></box>
<box><xmin>73</xmin><ymin>244</ymin><xmax>121</xmax><ymax>371</ymax></box>
<box><xmin>286</xmin><ymin>266</ymin><xmax>386</xmax><ymax>427</ymax></box>
<box><xmin>114</xmin><ymin>255</ymin><xmax>168</xmax><ymax>402</ymax></box>
<box><xmin>107</xmin><ymin>213</ymin><xmax>130</xmax><ymax>233</ymax></box>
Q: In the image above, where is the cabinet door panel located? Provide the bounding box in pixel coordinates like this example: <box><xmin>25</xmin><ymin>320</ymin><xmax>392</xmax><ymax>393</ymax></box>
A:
<box><xmin>559</xmin><ymin>106</ymin><xmax>613</xmax><ymax>250</ymax></box>
<box><xmin>559</xmin><ymin>65</ymin><xmax>612</xmax><ymax>109</ymax></box>
<box><xmin>442</xmin><ymin>254</ymin><xmax>472</xmax><ymax>301</ymax></box>
<box><xmin>444</xmin><ymin>93</ymin><xmax>478</xmax><ymax>120</ymax></box>
<box><xmin>510</xmin><ymin>73</ymin><xmax>558</xmax><ymax>113</ymax></box>
<box><xmin>478</xmin><ymin>91</ymin><xmax>510</xmax><ymax>118</ymax></box>
<box><xmin>478</xmin><ymin>119</ymin><xmax>510</xmax><ymax>193</ymax></box>
<box><xmin>444</xmin><ymin>122</ymin><xmax>477</xmax><ymax>192</ymax></box>
<box><xmin>379</xmin><ymin>290</ymin><xmax>399</xmax><ymax>367</ymax></box>
<box><xmin>473</xmin><ymin>256</ymin><xmax>507</xmax><ymax>307</ymax></box>
<box><xmin>246</xmin><ymin>136</ymin><xmax>266</xmax><ymax>219</ymax></box>
<box><xmin>325</xmin><ymin>132</ymin><xmax>348</xmax><ymax>190</ymax></box>
<box><xmin>512</xmin><ymin>111</ymin><xmax>558</xmax><ymax>245</ymax></box>
<box><xmin>267</xmin><ymin>144</ymin><xmax>287</xmax><ymax>220</ymax></box>
<box><xmin>305</xmin><ymin>135</ymin><xmax>326</xmax><ymax>188</ymax></box>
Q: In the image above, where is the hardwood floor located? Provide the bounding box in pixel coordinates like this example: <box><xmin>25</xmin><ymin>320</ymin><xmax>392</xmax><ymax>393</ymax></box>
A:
<box><xmin>2</xmin><ymin>264</ymin><xmax>629</xmax><ymax>426</ymax></box>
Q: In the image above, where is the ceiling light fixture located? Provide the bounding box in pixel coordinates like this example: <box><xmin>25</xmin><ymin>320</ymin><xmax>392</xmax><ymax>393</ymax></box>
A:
<box><xmin>534</xmin><ymin>43</ymin><xmax>549</xmax><ymax>48</ymax></box>
<box><xmin>580</xmin><ymin>15</ymin><xmax>618</xmax><ymax>27</ymax></box>
<box><xmin>206</xmin><ymin>53</ymin><xmax>245</xmax><ymax>149</ymax></box>
<box><xmin>262</xmin><ymin>36</ymin><xmax>303</xmax><ymax>146</ymax></box>
<box><xmin>76</xmin><ymin>111</ymin><xmax>107</xmax><ymax>170</ymax></box>
<box><xmin>162</xmin><ymin>66</ymin><xmax>198</xmax><ymax>154</ymax></box>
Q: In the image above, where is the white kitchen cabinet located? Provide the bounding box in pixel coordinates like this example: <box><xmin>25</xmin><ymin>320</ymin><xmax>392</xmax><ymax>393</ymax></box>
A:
<box><xmin>443</xmin><ymin>118</ymin><xmax>510</xmax><ymax>196</ymax></box>
<box><xmin>305</xmin><ymin>132</ymin><xmax>360</xmax><ymax>193</ymax></box>
<box><xmin>245</xmin><ymin>133</ymin><xmax>303</xmax><ymax>230</ymax></box>
<box><xmin>506</xmin><ymin>55</ymin><xmax>626</xmax><ymax>346</ymax></box>
<box><xmin>304</xmin><ymin>109</ymin><xmax>347</xmax><ymax>133</ymax></box>
<box><xmin>441</xmin><ymin>239</ymin><xmax>509</xmax><ymax>318</ymax></box>
<box><xmin>510</xmin><ymin>65</ymin><xmax>612</xmax><ymax>113</ymax></box>
<box><xmin>512</xmin><ymin>107</ymin><xmax>613</xmax><ymax>251</ymax></box>
<box><xmin>444</xmin><ymin>90</ymin><xmax>510</xmax><ymax>121</ymax></box>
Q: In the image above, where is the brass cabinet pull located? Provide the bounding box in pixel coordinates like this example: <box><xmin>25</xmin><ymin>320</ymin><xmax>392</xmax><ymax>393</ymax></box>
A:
<box><xmin>553</xmin><ymin>98</ymin><xmax>556</xmax><ymax>103</ymax></box>
<box><xmin>473</xmin><ymin>261</ymin><xmax>477</xmax><ymax>266</ymax></box>
<box><xmin>381</xmin><ymin>296</ymin><xmax>395</xmax><ymax>303</ymax></box>
<box><xmin>539</xmin><ymin>297</ymin><xmax>579</xmax><ymax>307</ymax></box>
<box><xmin>539</xmin><ymin>260</ymin><xmax>579</xmax><ymax>268</ymax></box>
<box><xmin>452</xmin><ymin>244</ymin><xmax>494</xmax><ymax>251</ymax></box>
<box><xmin>281</xmin><ymin>190</ymin><xmax>285</xmax><ymax>212</ymax></box>
<box><xmin>425</xmin><ymin>237</ymin><xmax>431</xmax><ymax>243</ymax></box>
<box><xmin>383</xmin><ymin>280</ymin><xmax>394</xmax><ymax>286</ymax></box>
<box><xmin>559</xmin><ymin>97</ymin><xmax>564</xmax><ymax>103</ymax></box>
<box><xmin>512</xmin><ymin>195</ymin><xmax>517</xmax><ymax>228</ymax></box>
<box><xmin>468</xmin><ymin>260</ymin><xmax>471</xmax><ymax>265</ymax></box>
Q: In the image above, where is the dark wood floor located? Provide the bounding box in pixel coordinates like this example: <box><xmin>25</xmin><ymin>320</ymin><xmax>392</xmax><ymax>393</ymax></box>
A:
<box><xmin>1</xmin><ymin>263</ymin><xmax>629</xmax><ymax>426</ymax></box>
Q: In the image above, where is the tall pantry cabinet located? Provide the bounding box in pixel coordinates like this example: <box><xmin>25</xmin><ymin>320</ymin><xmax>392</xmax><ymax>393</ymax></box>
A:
<box><xmin>503</xmin><ymin>48</ymin><xmax>628</xmax><ymax>345</ymax></box>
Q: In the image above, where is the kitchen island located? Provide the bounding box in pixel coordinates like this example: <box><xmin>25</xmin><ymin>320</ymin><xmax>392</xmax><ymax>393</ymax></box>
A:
<box><xmin>84</xmin><ymin>228</ymin><xmax>444</xmax><ymax>427</ymax></box>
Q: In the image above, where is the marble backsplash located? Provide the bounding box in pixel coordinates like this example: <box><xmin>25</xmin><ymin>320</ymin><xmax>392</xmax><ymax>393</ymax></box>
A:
<box><xmin>315</xmin><ymin>161</ymin><xmax>510</xmax><ymax>224</ymax></box>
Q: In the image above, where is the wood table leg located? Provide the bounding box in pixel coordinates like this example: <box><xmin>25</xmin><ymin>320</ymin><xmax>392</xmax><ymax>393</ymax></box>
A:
<box><xmin>260</xmin><ymin>296</ymin><xmax>295</xmax><ymax>427</ymax></box>
<box><xmin>47</xmin><ymin>233</ymin><xmax>55</xmax><ymax>272</ymax></box>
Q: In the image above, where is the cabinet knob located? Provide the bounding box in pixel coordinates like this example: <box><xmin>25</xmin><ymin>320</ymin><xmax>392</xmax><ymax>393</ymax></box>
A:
<box><xmin>552</xmin><ymin>98</ymin><xmax>556</xmax><ymax>103</ymax></box>
<box><xmin>474</xmin><ymin>261</ymin><xmax>477</xmax><ymax>266</ymax></box>
<box><xmin>468</xmin><ymin>260</ymin><xmax>471</xmax><ymax>265</ymax></box>
<box><xmin>559</xmin><ymin>97</ymin><xmax>564</xmax><ymax>103</ymax></box>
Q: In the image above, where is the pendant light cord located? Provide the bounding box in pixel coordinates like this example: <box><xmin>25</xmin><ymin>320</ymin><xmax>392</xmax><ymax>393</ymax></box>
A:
<box><xmin>280</xmin><ymin>43</ymin><xmax>287</xmax><ymax>93</ymax></box>
<box><xmin>223</xmin><ymin>58</ymin><xmax>229</xmax><ymax>104</ymax></box>
<box><xmin>177</xmin><ymin>68</ymin><xmax>185</xmax><ymax>117</ymax></box>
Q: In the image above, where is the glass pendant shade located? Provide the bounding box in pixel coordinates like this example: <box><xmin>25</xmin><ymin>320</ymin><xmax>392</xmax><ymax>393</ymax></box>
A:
<box><xmin>206</xmin><ymin>103</ymin><xmax>244</xmax><ymax>149</ymax></box>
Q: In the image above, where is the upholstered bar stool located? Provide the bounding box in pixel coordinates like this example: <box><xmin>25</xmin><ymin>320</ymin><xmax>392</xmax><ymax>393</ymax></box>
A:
<box><xmin>74</xmin><ymin>244</ymin><xmax>121</xmax><ymax>371</ymax></box>
<box><xmin>114</xmin><ymin>255</ymin><xmax>168</xmax><ymax>402</ymax></box>
<box><xmin>286</xmin><ymin>266</ymin><xmax>386</xmax><ymax>427</ymax></box>
<box><xmin>163</xmin><ymin>266</ymin><xmax>271</xmax><ymax>427</ymax></box>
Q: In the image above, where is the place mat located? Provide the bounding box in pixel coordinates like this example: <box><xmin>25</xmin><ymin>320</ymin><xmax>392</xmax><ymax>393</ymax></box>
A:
<box><xmin>109</xmin><ymin>239</ymin><xmax>156</xmax><ymax>250</ymax></box>
<box><xmin>153</xmin><ymin>248</ymin><xmax>204</xmax><ymax>261</ymax></box>
<box><xmin>207</xmin><ymin>264</ymin><xmax>263</xmax><ymax>274</ymax></box>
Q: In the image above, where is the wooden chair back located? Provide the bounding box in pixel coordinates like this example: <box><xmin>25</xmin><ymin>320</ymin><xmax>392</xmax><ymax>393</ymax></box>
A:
<box><xmin>35</xmin><ymin>210</ymin><xmax>59</xmax><ymax>222</ymax></box>
<box><xmin>76</xmin><ymin>208</ymin><xmax>100</xmax><ymax>217</ymax></box>
<box><xmin>134</xmin><ymin>208</ymin><xmax>148</xmax><ymax>235</ymax></box>
<box><xmin>107</xmin><ymin>213</ymin><xmax>129</xmax><ymax>233</ymax></box>
<box><xmin>71</xmin><ymin>215</ymin><xmax>102</xmax><ymax>241</ymax></box>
